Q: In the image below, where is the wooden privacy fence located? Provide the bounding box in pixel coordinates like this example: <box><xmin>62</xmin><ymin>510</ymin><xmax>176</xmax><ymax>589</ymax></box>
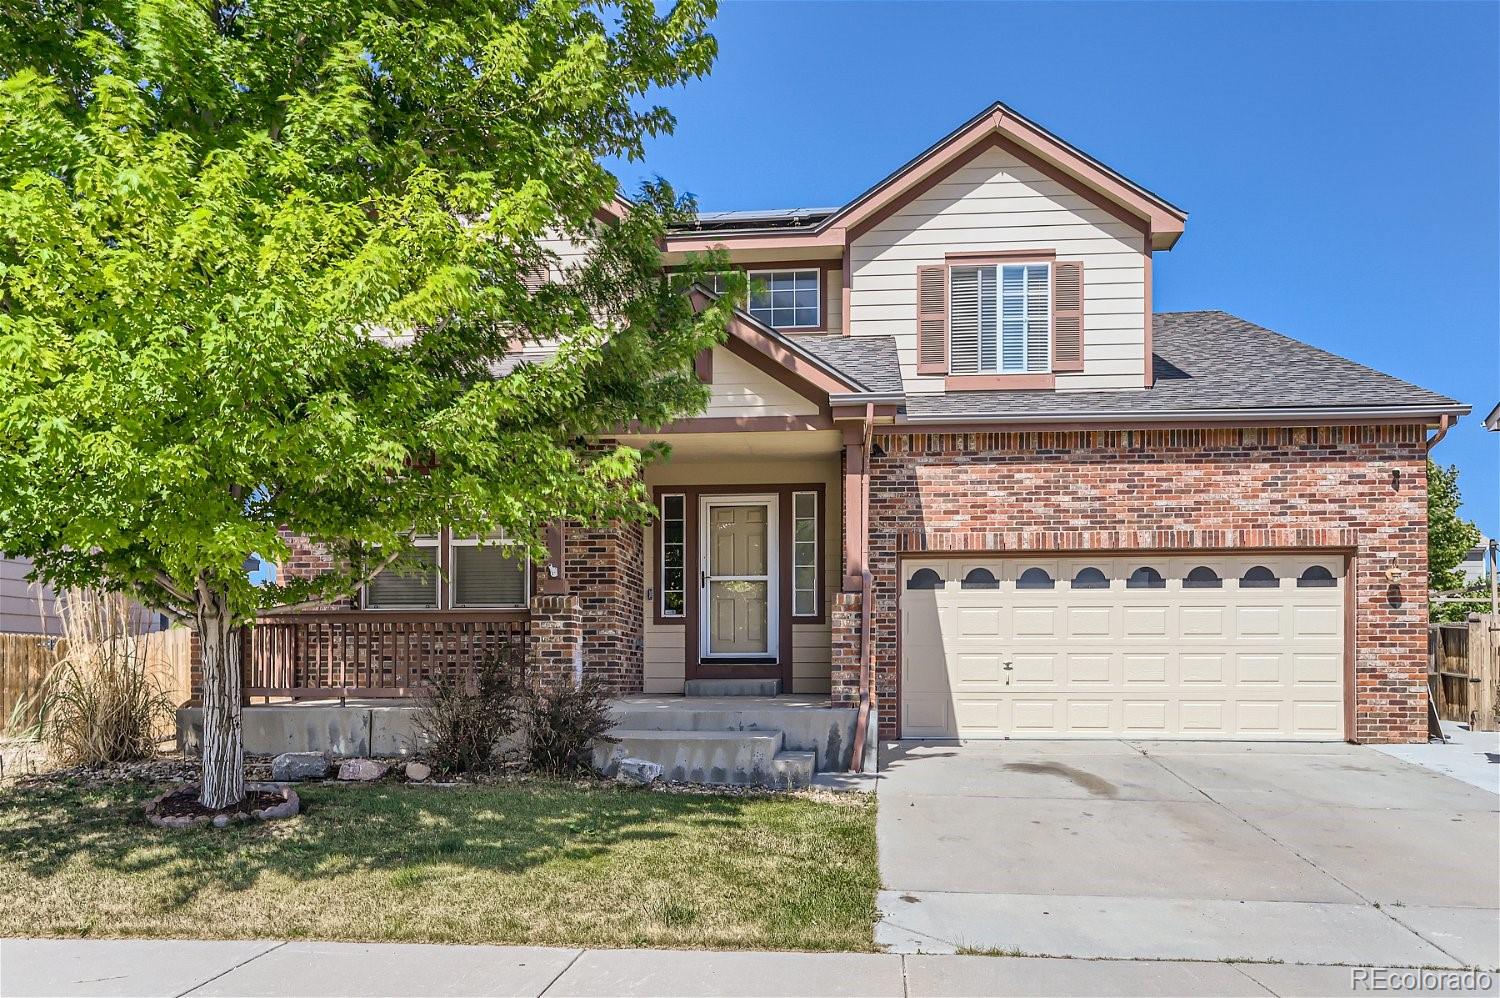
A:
<box><xmin>244</xmin><ymin>611</ymin><xmax>529</xmax><ymax>699</ymax></box>
<box><xmin>1428</xmin><ymin>614</ymin><xmax>1500</xmax><ymax>732</ymax></box>
<box><xmin>0</xmin><ymin>628</ymin><xmax>193</xmax><ymax>733</ymax></box>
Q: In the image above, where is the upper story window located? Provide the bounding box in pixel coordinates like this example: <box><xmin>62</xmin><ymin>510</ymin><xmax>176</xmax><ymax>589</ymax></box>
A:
<box><xmin>700</xmin><ymin>269</ymin><xmax>821</xmax><ymax>330</ymax></box>
<box><xmin>949</xmin><ymin>263</ymin><xmax>1051</xmax><ymax>374</ymax></box>
<box><xmin>748</xmin><ymin>270</ymin><xmax>820</xmax><ymax>329</ymax></box>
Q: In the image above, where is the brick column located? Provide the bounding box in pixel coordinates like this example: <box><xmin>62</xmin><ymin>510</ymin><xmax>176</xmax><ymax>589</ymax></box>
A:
<box><xmin>527</xmin><ymin>594</ymin><xmax>581</xmax><ymax>689</ymax></box>
<box><xmin>566</xmin><ymin>520</ymin><xmax>645</xmax><ymax>695</ymax></box>
<box><xmin>830</xmin><ymin>591</ymin><xmax>863</xmax><ymax>709</ymax></box>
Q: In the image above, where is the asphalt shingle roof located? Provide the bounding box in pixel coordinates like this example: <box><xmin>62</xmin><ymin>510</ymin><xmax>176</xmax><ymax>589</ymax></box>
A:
<box><xmin>794</xmin><ymin>334</ymin><xmax>904</xmax><ymax>395</ymax></box>
<box><xmin>903</xmin><ymin>311</ymin><xmax>1465</xmax><ymax>420</ymax></box>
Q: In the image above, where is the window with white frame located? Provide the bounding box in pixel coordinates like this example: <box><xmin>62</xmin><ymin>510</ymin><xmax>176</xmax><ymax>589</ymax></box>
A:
<box><xmin>364</xmin><ymin>535</ymin><xmax>441</xmax><ymax>609</ymax></box>
<box><xmin>748</xmin><ymin>270</ymin><xmax>819</xmax><ymax>329</ymax></box>
<box><xmin>659</xmin><ymin>494</ymin><xmax>686</xmax><ymax>617</ymax></box>
<box><xmin>950</xmin><ymin>263</ymin><xmax>1051</xmax><ymax>374</ymax></box>
<box><xmin>451</xmin><ymin>532</ymin><xmax>529</xmax><ymax>608</ymax></box>
<box><xmin>792</xmin><ymin>491</ymin><xmax>818</xmax><ymax>617</ymax></box>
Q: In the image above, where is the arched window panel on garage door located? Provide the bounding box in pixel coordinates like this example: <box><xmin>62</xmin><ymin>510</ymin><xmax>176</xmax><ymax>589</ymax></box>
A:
<box><xmin>1183</xmin><ymin>566</ymin><xmax>1222</xmax><ymax>589</ymax></box>
<box><xmin>907</xmin><ymin>567</ymin><xmax>945</xmax><ymax>590</ymax></box>
<box><xmin>1127</xmin><ymin>566</ymin><xmax>1166</xmax><ymax>589</ymax></box>
<box><xmin>961</xmin><ymin>567</ymin><xmax>999</xmax><ymax>590</ymax></box>
<box><xmin>1070</xmin><ymin>566</ymin><xmax>1110</xmax><ymax>590</ymax></box>
<box><xmin>1297</xmin><ymin>565</ymin><xmax>1338</xmax><ymax>588</ymax></box>
<box><xmin>1016</xmin><ymin>567</ymin><xmax>1055</xmax><ymax>590</ymax></box>
<box><xmin>1240</xmin><ymin>565</ymin><xmax>1280</xmax><ymax>589</ymax></box>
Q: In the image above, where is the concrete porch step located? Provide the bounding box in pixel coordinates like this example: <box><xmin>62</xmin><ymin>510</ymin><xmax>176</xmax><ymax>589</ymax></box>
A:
<box><xmin>594</xmin><ymin>729</ymin><xmax>814</xmax><ymax>788</ymax></box>
<box><xmin>682</xmin><ymin>679</ymin><xmax>781</xmax><ymax>697</ymax></box>
<box><xmin>610</xmin><ymin>696</ymin><xmax>864</xmax><ymax>773</ymax></box>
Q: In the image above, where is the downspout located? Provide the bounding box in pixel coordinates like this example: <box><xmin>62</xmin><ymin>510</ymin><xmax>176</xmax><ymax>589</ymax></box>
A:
<box><xmin>850</xmin><ymin>403</ymin><xmax>875</xmax><ymax>772</ymax></box>
<box><xmin>1426</xmin><ymin>413</ymin><xmax>1452</xmax><ymax>451</ymax></box>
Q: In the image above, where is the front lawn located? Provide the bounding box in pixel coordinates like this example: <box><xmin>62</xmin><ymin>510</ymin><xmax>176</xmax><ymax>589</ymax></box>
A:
<box><xmin>0</xmin><ymin>778</ymin><xmax>878</xmax><ymax>952</ymax></box>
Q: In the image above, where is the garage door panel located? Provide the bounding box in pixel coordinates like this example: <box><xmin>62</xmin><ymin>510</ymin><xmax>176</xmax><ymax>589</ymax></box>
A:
<box><xmin>900</xmin><ymin>553</ymin><xmax>1346</xmax><ymax>741</ymax></box>
<box><xmin>1236</xmin><ymin>605</ymin><xmax>1285</xmax><ymax>638</ymax></box>
<box><xmin>1237</xmin><ymin>653</ymin><xmax>1283</xmax><ymax>685</ymax></box>
<box><xmin>1068</xmin><ymin>653</ymin><xmax>1112</xmax><ymax>684</ymax></box>
<box><xmin>1067</xmin><ymin>605</ymin><xmax>1114</xmax><ymax>638</ymax></box>
<box><xmin>1013</xmin><ymin>606</ymin><xmax>1058</xmax><ymax>637</ymax></box>
<box><xmin>1122</xmin><ymin>653</ymin><xmax>1167</xmax><ymax>684</ymax></box>
<box><xmin>1180</xmin><ymin>605</ymin><xmax>1229</xmax><ymax>637</ymax></box>
<box><xmin>1067</xmin><ymin>700</ymin><xmax>1112</xmax><ymax>731</ymax></box>
<box><xmin>1123</xmin><ymin>605</ymin><xmax>1170</xmax><ymax>637</ymax></box>
<box><xmin>1180</xmin><ymin>653</ymin><xmax>1226</xmax><ymax>684</ymax></box>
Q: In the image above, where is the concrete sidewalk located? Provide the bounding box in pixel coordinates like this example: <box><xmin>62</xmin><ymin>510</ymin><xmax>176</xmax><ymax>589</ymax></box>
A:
<box><xmin>3</xmin><ymin>939</ymin><xmax>1498</xmax><ymax>998</ymax></box>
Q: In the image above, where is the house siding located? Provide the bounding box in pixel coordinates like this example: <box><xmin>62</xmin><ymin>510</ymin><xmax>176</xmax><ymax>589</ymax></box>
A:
<box><xmin>848</xmin><ymin>142</ymin><xmax>1148</xmax><ymax>392</ymax></box>
<box><xmin>0</xmin><ymin>557</ymin><xmax>59</xmax><ymax>635</ymax></box>
<box><xmin>830</xmin><ymin>425</ymin><xmax>1430</xmax><ymax>744</ymax></box>
<box><xmin>703</xmin><ymin>346</ymin><xmax>820</xmax><ymax>418</ymax></box>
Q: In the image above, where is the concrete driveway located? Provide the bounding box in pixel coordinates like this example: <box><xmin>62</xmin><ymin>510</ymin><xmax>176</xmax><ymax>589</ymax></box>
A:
<box><xmin>876</xmin><ymin>739</ymin><xmax>1500</xmax><ymax>970</ymax></box>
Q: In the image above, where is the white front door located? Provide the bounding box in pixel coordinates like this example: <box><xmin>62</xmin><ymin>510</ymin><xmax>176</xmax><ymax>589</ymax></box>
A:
<box><xmin>700</xmin><ymin>496</ymin><xmax>777</xmax><ymax>658</ymax></box>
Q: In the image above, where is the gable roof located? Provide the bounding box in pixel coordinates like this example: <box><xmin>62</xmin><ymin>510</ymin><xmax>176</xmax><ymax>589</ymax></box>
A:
<box><xmin>666</xmin><ymin>101</ymin><xmax>1188</xmax><ymax>251</ymax></box>
<box><xmin>687</xmin><ymin>285</ymin><xmax>899</xmax><ymax>400</ymax></box>
<box><xmin>901</xmin><ymin>311</ymin><xmax>1467</xmax><ymax>424</ymax></box>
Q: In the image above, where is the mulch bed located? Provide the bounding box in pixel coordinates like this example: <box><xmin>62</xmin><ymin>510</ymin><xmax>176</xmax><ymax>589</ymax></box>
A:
<box><xmin>151</xmin><ymin>786</ymin><xmax>287</xmax><ymax>819</ymax></box>
<box><xmin>145</xmin><ymin>783</ymin><xmax>300</xmax><ymax>828</ymax></box>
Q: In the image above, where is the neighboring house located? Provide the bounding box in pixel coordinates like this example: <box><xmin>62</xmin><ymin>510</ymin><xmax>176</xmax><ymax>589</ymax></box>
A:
<box><xmin>0</xmin><ymin>557</ymin><xmax>61</xmax><ymax>636</ymax></box>
<box><xmin>1459</xmin><ymin>539</ymin><xmax>1493</xmax><ymax>586</ymax></box>
<box><xmin>261</xmin><ymin>101</ymin><xmax>1469</xmax><ymax>747</ymax></box>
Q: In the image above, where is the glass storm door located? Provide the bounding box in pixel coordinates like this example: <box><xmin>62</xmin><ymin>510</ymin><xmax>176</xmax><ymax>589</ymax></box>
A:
<box><xmin>700</xmin><ymin>498</ymin><xmax>777</xmax><ymax>657</ymax></box>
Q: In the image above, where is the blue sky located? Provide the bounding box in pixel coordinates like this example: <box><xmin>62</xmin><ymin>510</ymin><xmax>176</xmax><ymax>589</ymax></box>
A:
<box><xmin>607</xmin><ymin>1</ymin><xmax>1500</xmax><ymax>530</ymax></box>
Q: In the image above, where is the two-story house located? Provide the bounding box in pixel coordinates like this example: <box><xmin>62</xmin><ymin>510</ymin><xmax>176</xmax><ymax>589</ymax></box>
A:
<box><xmin>248</xmin><ymin>102</ymin><xmax>1467</xmax><ymax>777</ymax></box>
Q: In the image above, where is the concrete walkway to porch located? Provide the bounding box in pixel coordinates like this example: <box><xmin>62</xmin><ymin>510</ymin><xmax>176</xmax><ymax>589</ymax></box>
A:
<box><xmin>6</xmin><ymin>938</ymin><xmax>1498</xmax><ymax>997</ymax></box>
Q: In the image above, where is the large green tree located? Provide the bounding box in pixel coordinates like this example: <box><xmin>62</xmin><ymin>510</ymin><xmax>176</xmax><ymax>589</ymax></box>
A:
<box><xmin>0</xmin><ymin>0</ymin><xmax>732</xmax><ymax>808</ymax></box>
<box><xmin>1428</xmin><ymin>460</ymin><xmax>1483</xmax><ymax>621</ymax></box>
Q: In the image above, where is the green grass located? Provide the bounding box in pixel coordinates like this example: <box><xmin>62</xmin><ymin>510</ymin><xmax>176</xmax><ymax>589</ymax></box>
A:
<box><xmin>0</xmin><ymin>779</ymin><xmax>878</xmax><ymax>951</ymax></box>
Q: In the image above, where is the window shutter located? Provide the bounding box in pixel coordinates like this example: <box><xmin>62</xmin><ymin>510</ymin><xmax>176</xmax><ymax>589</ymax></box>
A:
<box><xmin>916</xmin><ymin>265</ymin><xmax>948</xmax><ymax>374</ymax></box>
<box><xmin>521</xmin><ymin>262</ymin><xmax>549</xmax><ymax>293</ymax></box>
<box><xmin>1051</xmin><ymin>261</ymin><xmax>1084</xmax><ymax>372</ymax></box>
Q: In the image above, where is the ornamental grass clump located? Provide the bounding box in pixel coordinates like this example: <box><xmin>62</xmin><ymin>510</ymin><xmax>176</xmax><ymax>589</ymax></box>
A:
<box><xmin>36</xmin><ymin>591</ymin><xmax>174</xmax><ymax>767</ymax></box>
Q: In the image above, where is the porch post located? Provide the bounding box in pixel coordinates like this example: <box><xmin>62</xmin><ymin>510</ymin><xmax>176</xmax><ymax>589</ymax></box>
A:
<box><xmin>540</xmin><ymin>520</ymin><xmax>568</xmax><ymax>595</ymax></box>
<box><xmin>527</xmin><ymin>594</ymin><xmax>582</xmax><ymax>689</ymax></box>
<box><xmin>832</xmin><ymin>421</ymin><xmax>870</xmax><ymax>710</ymax></box>
<box><xmin>841</xmin><ymin>423</ymin><xmax>867</xmax><ymax>591</ymax></box>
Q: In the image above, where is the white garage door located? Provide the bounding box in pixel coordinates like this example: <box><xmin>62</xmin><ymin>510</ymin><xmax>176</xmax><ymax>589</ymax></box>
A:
<box><xmin>900</xmin><ymin>554</ymin><xmax>1346</xmax><ymax>740</ymax></box>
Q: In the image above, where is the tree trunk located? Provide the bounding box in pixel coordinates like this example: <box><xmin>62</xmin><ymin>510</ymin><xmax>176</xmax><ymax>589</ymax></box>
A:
<box><xmin>196</xmin><ymin>598</ymin><xmax>244</xmax><ymax>809</ymax></box>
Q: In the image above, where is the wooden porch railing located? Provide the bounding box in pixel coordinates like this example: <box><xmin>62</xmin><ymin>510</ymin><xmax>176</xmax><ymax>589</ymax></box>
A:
<box><xmin>244</xmin><ymin>610</ymin><xmax>529</xmax><ymax>699</ymax></box>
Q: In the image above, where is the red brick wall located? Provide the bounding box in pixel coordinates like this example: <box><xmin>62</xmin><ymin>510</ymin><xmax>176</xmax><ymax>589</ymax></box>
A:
<box><xmin>832</xmin><ymin>425</ymin><xmax>1429</xmax><ymax>744</ymax></box>
<box><xmin>567</xmin><ymin>521</ymin><xmax>645</xmax><ymax>694</ymax></box>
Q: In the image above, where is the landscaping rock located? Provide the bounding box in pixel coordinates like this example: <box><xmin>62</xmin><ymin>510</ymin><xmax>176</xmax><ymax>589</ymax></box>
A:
<box><xmin>337</xmin><ymin>758</ymin><xmax>387</xmax><ymax>782</ymax></box>
<box><xmin>271</xmin><ymin>751</ymin><xmax>330</xmax><ymax>782</ymax></box>
<box><xmin>404</xmin><ymin>762</ymin><xmax>431</xmax><ymax>783</ymax></box>
<box><xmin>615</xmin><ymin>757</ymin><xmax>663</xmax><ymax>785</ymax></box>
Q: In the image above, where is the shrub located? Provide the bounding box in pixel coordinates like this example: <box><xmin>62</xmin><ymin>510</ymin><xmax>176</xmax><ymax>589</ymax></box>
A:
<box><xmin>523</xmin><ymin>677</ymin><xmax>618</xmax><ymax>775</ymax></box>
<box><xmin>36</xmin><ymin>591</ymin><xmax>174</xmax><ymax>766</ymax></box>
<box><xmin>412</xmin><ymin>660</ymin><xmax>521</xmax><ymax>775</ymax></box>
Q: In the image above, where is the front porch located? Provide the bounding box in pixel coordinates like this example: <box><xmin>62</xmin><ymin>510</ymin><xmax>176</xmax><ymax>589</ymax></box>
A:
<box><xmin>177</xmin><ymin>693</ymin><xmax>874</xmax><ymax>786</ymax></box>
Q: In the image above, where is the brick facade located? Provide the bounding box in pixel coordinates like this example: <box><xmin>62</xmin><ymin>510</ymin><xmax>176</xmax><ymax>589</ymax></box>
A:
<box><xmin>527</xmin><ymin>594</ymin><xmax>582</xmax><ymax>687</ymax></box>
<box><xmin>829</xmin><ymin>425</ymin><xmax>1430</xmax><ymax>744</ymax></box>
<box><xmin>566</xmin><ymin>520</ymin><xmax>645</xmax><ymax>694</ymax></box>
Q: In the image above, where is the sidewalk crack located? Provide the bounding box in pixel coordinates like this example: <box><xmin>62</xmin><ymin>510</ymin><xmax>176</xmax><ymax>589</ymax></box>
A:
<box><xmin>537</xmin><ymin>948</ymin><xmax>586</xmax><ymax>997</ymax></box>
<box><xmin>177</xmin><ymin>940</ymin><xmax>287</xmax><ymax>997</ymax></box>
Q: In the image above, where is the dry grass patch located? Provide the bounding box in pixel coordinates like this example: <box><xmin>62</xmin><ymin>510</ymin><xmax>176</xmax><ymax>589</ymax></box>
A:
<box><xmin>0</xmin><ymin>778</ymin><xmax>878</xmax><ymax>952</ymax></box>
